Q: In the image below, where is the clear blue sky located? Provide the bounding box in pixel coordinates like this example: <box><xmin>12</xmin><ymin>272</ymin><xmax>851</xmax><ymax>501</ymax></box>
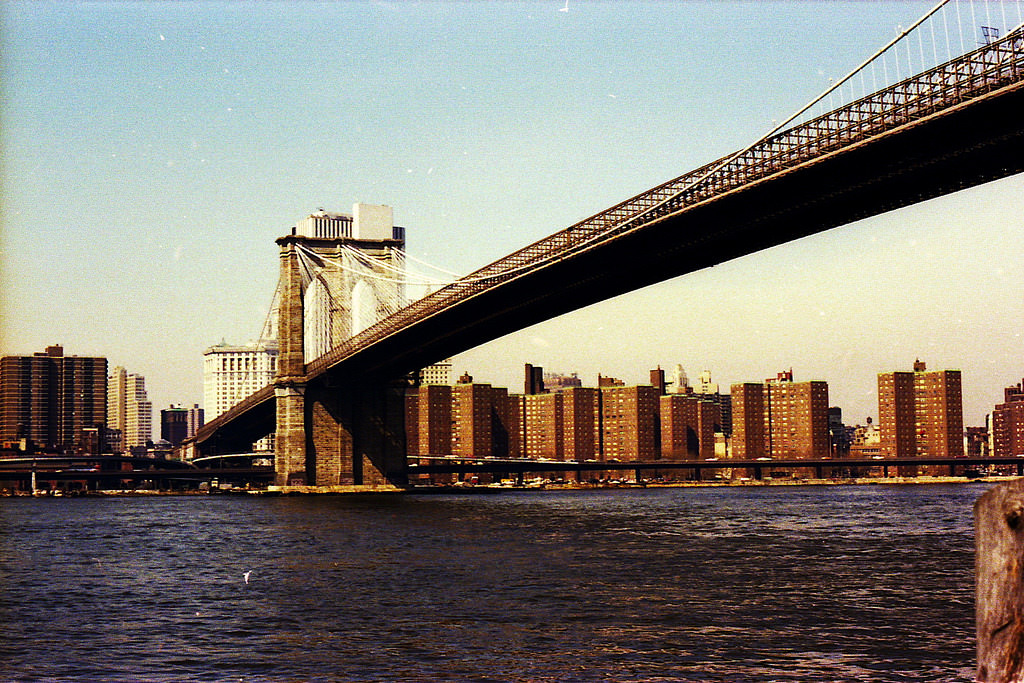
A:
<box><xmin>2</xmin><ymin>1</ymin><xmax>1022</xmax><ymax>427</ymax></box>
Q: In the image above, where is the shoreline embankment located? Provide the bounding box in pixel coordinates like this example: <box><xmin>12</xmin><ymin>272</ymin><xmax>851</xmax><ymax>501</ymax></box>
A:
<box><xmin>3</xmin><ymin>475</ymin><xmax>1019</xmax><ymax>497</ymax></box>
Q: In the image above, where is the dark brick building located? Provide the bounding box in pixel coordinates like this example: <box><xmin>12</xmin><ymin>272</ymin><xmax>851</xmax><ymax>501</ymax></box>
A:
<box><xmin>0</xmin><ymin>345</ymin><xmax>107</xmax><ymax>452</ymax></box>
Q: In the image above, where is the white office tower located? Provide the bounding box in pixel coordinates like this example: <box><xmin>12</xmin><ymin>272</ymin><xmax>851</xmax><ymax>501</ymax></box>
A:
<box><xmin>695</xmin><ymin>370</ymin><xmax>719</xmax><ymax>395</ymax></box>
<box><xmin>420</xmin><ymin>359</ymin><xmax>453</xmax><ymax>386</ymax></box>
<box><xmin>293</xmin><ymin>203</ymin><xmax>407</xmax><ymax>363</ymax></box>
<box><xmin>203</xmin><ymin>340</ymin><xmax>279</xmax><ymax>418</ymax></box>
<box><xmin>107</xmin><ymin>366</ymin><xmax>153</xmax><ymax>454</ymax></box>
<box><xmin>669</xmin><ymin>364</ymin><xmax>690</xmax><ymax>394</ymax></box>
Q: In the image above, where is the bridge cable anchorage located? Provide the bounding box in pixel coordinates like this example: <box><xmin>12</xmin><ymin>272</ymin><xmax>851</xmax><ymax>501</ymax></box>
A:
<box><xmin>293</xmin><ymin>243</ymin><xmax>422</xmax><ymax>361</ymax></box>
<box><xmin>295</xmin><ymin>243</ymin><xmax>449</xmax><ymax>288</ymax></box>
<box><xmin>295</xmin><ymin>240</ymin><xmax>563</xmax><ymax>295</ymax></box>
<box><xmin>340</xmin><ymin>244</ymin><xmax>446</xmax><ymax>287</ymax></box>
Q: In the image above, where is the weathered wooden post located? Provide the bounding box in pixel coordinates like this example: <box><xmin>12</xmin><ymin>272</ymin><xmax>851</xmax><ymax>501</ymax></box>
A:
<box><xmin>976</xmin><ymin>478</ymin><xmax>1024</xmax><ymax>682</ymax></box>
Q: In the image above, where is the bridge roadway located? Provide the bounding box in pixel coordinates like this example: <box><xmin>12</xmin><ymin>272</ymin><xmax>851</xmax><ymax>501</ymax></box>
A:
<box><xmin>0</xmin><ymin>455</ymin><xmax>274</xmax><ymax>488</ymax></box>
<box><xmin>195</xmin><ymin>30</ymin><xmax>1024</xmax><ymax>456</ymax></box>
<box><xmin>2</xmin><ymin>455</ymin><xmax>1020</xmax><ymax>489</ymax></box>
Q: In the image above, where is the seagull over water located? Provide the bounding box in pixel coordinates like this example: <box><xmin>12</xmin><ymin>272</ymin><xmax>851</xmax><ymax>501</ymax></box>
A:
<box><xmin>559</xmin><ymin>0</ymin><xmax>569</xmax><ymax>11</ymax></box>
<box><xmin>243</xmin><ymin>571</ymin><xmax>252</xmax><ymax>584</ymax></box>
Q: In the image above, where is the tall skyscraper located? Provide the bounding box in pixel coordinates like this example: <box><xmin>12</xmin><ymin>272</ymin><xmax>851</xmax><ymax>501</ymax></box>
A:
<box><xmin>650</xmin><ymin>367</ymin><xmax>667</xmax><ymax>396</ymax></box>
<box><xmin>0</xmin><ymin>345</ymin><xmax>107</xmax><ymax>452</ymax></box>
<box><xmin>524</xmin><ymin>363</ymin><xmax>545</xmax><ymax>395</ymax></box>
<box><xmin>668</xmin><ymin>365</ymin><xmax>690</xmax><ymax>394</ymax></box>
<box><xmin>878</xmin><ymin>360</ymin><xmax>963</xmax><ymax>458</ymax></box>
<box><xmin>108</xmin><ymin>366</ymin><xmax>153</xmax><ymax>453</ymax></box>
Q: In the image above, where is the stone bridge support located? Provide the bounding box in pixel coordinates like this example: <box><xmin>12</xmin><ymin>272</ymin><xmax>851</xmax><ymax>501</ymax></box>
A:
<box><xmin>274</xmin><ymin>235</ymin><xmax>408</xmax><ymax>490</ymax></box>
<box><xmin>306</xmin><ymin>381</ymin><xmax>408</xmax><ymax>488</ymax></box>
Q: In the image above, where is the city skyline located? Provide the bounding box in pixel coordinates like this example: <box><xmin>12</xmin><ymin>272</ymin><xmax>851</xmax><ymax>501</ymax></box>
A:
<box><xmin>2</xmin><ymin>2</ymin><xmax>1022</xmax><ymax>427</ymax></box>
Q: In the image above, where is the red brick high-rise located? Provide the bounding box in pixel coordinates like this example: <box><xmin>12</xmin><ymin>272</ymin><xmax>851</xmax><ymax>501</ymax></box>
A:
<box><xmin>561</xmin><ymin>387</ymin><xmax>601</xmax><ymax>461</ymax></box>
<box><xmin>0</xmin><ymin>345</ymin><xmax>107</xmax><ymax>452</ymax></box>
<box><xmin>601</xmin><ymin>385</ymin><xmax>658</xmax><ymax>461</ymax></box>
<box><xmin>993</xmin><ymin>378</ymin><xmax>1024</xmax><ymax>457</ymax></box>
<box><xmin>730</xmin><ymin>382</ymin><xmax>766</xmax><ymax>459</ymax></box>
<box><xmin>406</xmin><ymin>384</ymin><xmax>452</xmax><ymax>457</ymax></box>
<box><xmin>524</xmin><ymin>392</ymin><xmax>563</xmax><ymax>459</ymax></box>
<box><xmin>765</xmin><ymin>374</ymin><xmax>830</xmax><ymax>459</ymax></box>
<box><xmin>730</xmin><ymin>372</ymin><xmax>829</xmax><ymax>460</ymax></box>
<box><xmin>660</xmin><ymin>394</ymin><xmax>718</xmax><ymax>459</ymax></box>
<box><xmin>878</xmin><ymin>360</ymin><xmax>963</xmax><ymax>458</ymax></box>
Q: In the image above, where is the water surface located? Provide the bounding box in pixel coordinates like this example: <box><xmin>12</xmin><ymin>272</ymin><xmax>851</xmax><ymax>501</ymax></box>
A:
<box><xmin>0</xmin><ymin>484</ymin><xmax>982</xmax><ymax>681</ymax></box>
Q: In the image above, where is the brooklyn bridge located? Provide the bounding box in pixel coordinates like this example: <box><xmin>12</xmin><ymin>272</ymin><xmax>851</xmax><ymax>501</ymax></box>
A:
<box><xmin>186</xmin><ymin>6</ymin><xmax>1024</xmax><ymax>490</ymax></box>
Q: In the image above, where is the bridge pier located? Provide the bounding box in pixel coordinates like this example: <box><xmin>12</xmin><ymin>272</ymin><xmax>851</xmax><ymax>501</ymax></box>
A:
<box><xmin>274</xmin><ymin>236</ymin><xmax>310</xmax><ymax>487</ymax></box>
<box><xmin>349</xmin><ymin>381</ymin><xmax>409</xmax><ymax>488</ymax></box>
<box><xmin>276</xmin><ymin>376</ymin><xmax>409</xmax><ymax>489</ymax></box>
<box><xmin>273</xmin><ymin>235</ymin><xmax>408</xmax><ymax>491</ymax></box>
<box><xmin>275</xmin><ymin>382</ymin><xmax>308</xmax><ymax>485</ymax></box>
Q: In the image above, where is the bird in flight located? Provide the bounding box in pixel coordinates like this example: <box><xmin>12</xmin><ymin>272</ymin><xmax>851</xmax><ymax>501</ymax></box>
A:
<box><xmin>243</xmin><ymin>571</ymin><xmax>252</xmax><ymax>584</ymax></box>
<box><xmin>559</xmin><ymin>0</ymin><xmax>569</xmax><ymax>12</ymax></box>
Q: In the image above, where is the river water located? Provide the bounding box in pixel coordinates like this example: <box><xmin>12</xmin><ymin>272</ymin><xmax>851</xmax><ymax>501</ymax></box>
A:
<box><xmin>0</xmin><ymin>484</ymin><xmax>983</xmax><ymax>682</ymax></box>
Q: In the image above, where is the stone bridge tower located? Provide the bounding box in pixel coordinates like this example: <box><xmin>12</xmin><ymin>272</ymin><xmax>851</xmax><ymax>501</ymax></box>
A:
<box><xmin>274</xmin><ymin>203</ymin><xmax>409</xmax><ymax>489</ymax></box>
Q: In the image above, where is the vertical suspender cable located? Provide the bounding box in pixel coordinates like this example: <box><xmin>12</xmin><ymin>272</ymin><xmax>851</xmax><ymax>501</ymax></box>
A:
<box><xmin>929</xmin><ymin>13</ymin><xmax>937</xmax><ymax>66</ymax></box>
<box><xmin>957</xmin><ymin>0</ymin><xmax>965</xmax><ymax>56</ymax></box>
<box><xmin>925</xmin><ymin>17</ymin><xmax>933</xmax><ymax>70</ymax></box>
<box><xmin>970</xmin><ymin>1</ymin><xmax>978</xmax><ymax>46</ymax></box>
<box><xmin>943</xmin><ymin>6</ymin><xmax>951</xmax><ymax>62</ymax></box>
<box><xmin>894</xmin><ymin>27</ymin><xmax>902</xmax><ymax>81</ymax></box>
<box><xmin>906</xmin><ymin>22</ymin><xmax>915</xmax><ymax>74</ymax></box>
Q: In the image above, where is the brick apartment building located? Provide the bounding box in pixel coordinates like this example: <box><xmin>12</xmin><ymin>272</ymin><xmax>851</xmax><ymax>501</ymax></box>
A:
<box><xmin>0</xmin><ymin>345</ymin><xmax>107</xmax><ymax>453</ymax></box>
<box><xmin>878</xmin><ymin>360</ymin><xmax>964</xmax><ymax>458</ymax></box>
<box><xmin>730</xmin><ymin>371</ymin><xmax>830</xmax><ymax>460</ymax></box>
<box><xmin>993</xmin><ymin>378</ymin><xmax>1024</xmax><ymax>457</ymax></box>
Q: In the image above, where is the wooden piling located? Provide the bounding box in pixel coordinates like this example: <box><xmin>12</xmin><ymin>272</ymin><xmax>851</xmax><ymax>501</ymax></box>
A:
<box><xmin>976</xmin><ymin>478</ymin><xmax>1024</xmax><ymax>682</ymax></box>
